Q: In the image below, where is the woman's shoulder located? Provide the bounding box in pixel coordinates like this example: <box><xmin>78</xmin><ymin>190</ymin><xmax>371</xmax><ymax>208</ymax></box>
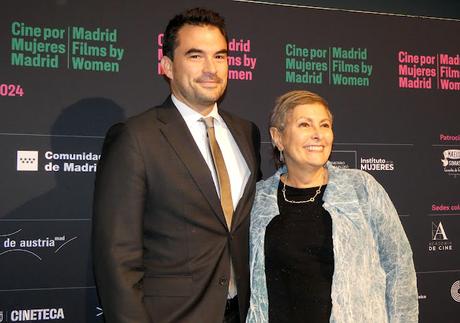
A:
<box><xmin>328</xmin><ymin>164</ymin><xmax>377</xmax><ymax>186</ymax></box>
<box><xmin>255</xmin><ymin>171</ymin><xmax>282</xmax><ymax>192</ymax></box>
<box><xmin>251</xmin><ymin>172</ymin><xmax>281</xmax><ymax>219</ymax></box>
<box><xmin>327</xmin><ymin>165</ymin><xmax>385</xmax><ymax>201</ymax></box>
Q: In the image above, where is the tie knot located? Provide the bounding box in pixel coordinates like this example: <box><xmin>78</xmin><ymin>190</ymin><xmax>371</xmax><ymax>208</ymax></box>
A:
<box><xmin>202</xmin><ymin>117</ymin><xmax>214</xmax><ymax>129</ymax></box>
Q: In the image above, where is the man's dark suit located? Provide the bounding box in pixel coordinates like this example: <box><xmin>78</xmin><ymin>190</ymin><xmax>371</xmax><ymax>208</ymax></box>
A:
<box><xmin>92</xmin><ymin>97</ymin><xmax>261</xmax><ymax>323</ymax></box>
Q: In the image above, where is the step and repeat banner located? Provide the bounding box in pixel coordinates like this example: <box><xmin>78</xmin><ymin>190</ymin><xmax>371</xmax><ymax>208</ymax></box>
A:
<box><xmin>1</xmin><ymin>0</ymin><xmax>459</xmax><ymax>322</ymax></box>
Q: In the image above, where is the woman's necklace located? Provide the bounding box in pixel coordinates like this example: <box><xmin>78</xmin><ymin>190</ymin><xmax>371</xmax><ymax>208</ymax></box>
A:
<box><xmin>282</xmin><ymin>171</ymin><xmax>325</xmax><ymax>204</ymax></box>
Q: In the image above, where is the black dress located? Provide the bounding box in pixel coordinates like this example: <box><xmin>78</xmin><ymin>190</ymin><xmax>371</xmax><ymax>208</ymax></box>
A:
<box><xmin>264</xmin><ymin>181</ymin><xmax>334</xmax><ymax>323</ymax></box>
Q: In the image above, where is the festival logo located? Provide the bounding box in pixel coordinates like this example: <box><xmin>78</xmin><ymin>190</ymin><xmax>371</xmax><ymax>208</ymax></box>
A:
<box><xmin>10</xmin><ymin>21</ymin><xmax>125</xmax><ymax>73</ymax></box>
<box><xmin>284</xmin><ymin>44</ymin><xmax>373</xmax><ymax>86</ymax></box>
<box><xmin>397</xmin><ymin>51</ymin><xmax>460</xmax><ymax>91</ymax></box>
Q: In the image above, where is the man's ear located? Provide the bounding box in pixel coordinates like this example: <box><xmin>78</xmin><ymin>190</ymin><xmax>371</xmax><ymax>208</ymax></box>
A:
<box><xmin>269</xmin><ymin>127</ymin><xmax>284</xmax><ymax>151</ymax></box>
<box><xmin>160</xmin><ymin>55</ymin><xmax>173</xmax><ymax>79</ymax></box>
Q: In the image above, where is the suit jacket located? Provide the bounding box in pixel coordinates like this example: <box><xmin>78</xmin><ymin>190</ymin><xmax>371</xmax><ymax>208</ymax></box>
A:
<box><xmin>92</xmin><ymin>97</ymin><xmax>261</xmax><ymax>323</ymax></box>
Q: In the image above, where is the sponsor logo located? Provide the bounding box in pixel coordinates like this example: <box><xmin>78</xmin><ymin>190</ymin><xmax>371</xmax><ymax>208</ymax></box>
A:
<box><xmin>44</xmin><ymin>150</ymin><xmax>100</xmax><ymax>173</ymax></box>
<box><xmin>360</xmin><ymin>157</ymin><xmax>394</xmax><ymax>171</ymax></box>
<box><xmin>432</xmin><ymin>221</ymin><xmax>448</xmax><ymax>240</ymax></box>
<box><xmin>15</xmin><ymin>150</ymin><xmax>100</xmax><ymax>173</ymax></box>
<box><xmin>17</xmin><ymin>151</ymin><xmax>38</xmax><ymax>171</ymax></box>
<box><xmin>452</xmin><ymin>281</ymin><xmax>460</xmax><ymax>303</ymax></box>
<box><xmin>428</xmin><ymin>221</ymin><xmax>453</xmax><ymax>252</ymax></box>
<box><xmin>441</xmin><ymin>149</ymin><xmax>460</xmax><ymax>177</ymax></box>
<box><xmin>8</xmin><ymin>308</ymin><xmax>64</xmax><ymax>321</ymax></box>
<box><xmin>0</xmin><ymin>229</ymin><xmax>77</xmax><ymax>261</ymax></box>
<box><xmin>330</xmin><ymin>150</ymin><xmax>357</xmax><ymax>169</ymax></box>
<box><xmin>330</xmin><ymin>160</ymin><xmax>351</xmax><ymax>169</ymax></box>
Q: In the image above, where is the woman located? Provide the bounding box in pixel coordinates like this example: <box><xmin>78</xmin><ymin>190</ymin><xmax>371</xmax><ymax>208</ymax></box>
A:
<box><xmin>247</xmin><ymin>91</ymin><xmax>418</xmax><ymax>323</ymax></box>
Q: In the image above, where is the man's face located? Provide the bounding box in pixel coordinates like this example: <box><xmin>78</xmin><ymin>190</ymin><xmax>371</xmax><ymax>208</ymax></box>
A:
<box><xmin>161</xmin><ymin>24</ymin><xmax>228</xmax><ymax>115</ymax></box>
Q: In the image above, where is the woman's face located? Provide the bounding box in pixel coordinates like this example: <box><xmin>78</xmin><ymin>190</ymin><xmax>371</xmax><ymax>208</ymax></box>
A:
<box><xmin>271</xmin><ymin>103</ymin><xmax>333</xmax><ymax>172</ymax></box>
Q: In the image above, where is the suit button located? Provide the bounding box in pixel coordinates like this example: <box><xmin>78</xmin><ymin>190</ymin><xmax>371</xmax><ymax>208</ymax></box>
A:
<box><xmin>219</xmin><ymin>277</ymin><xmax>228</xmax><ymax>286</ymax></box>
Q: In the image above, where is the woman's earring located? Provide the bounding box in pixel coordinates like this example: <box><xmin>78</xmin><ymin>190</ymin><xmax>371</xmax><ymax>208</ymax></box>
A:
<box><xmin>279</xmin><ymin>149</ymin><xmax>284</xmax><ymax>163</ymax></box>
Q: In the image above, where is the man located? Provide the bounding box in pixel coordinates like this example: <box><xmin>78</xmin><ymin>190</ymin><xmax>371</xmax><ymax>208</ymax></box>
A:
<box><xmin>92</xmin><ymin>8</ymin><xmax>261</xmax><ymax>323</ymax></box>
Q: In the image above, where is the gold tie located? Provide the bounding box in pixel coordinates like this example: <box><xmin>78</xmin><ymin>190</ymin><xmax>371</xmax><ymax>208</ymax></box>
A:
<box><xmin>203</xmin><ymin>117</ymin><xmax>237</xmax><ymax>298</ymax></box>
<box><xmin>203</xmin><ymin>117</ymin><xmax>233</xmax><ymax>228</ymax></box>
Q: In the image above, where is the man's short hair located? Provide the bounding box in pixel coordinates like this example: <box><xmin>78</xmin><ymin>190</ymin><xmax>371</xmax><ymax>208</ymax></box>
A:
<box><xmin>163</xmin><ymin>7</ymin><xmax>227</xmax><ymax>60</ymax></box>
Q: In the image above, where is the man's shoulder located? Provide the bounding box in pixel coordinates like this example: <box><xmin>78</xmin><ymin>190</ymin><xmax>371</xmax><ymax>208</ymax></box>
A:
<box><xmin>123</xmin><ymin>97</ymin><xmax>174</xmax><ymax>130</ymax></box>
<box><xmin>103</xmin><ymin>99</ymin><xmax>173</xmax><ymax>144</ymax></box>
<box><xmin>125</xmin><ymin>107</ymin><xmax>158</xmax><ymax>128</ymax></box>
<box><xmin>221</xmin><ymin>109</ymin><xmax>250</xmax><ymax>122</ymax></box>
<box><xmin>219</xmin><ymin>108</ymin><xmax>257</xmax><ymax>132</ymax></box>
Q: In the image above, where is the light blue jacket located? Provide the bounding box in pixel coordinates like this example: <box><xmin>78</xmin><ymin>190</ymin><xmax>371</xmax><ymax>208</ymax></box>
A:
<box><xmin>247</xmin><ymin>162</ymin><xmax>418</xmax><ymax>323</ymax></box>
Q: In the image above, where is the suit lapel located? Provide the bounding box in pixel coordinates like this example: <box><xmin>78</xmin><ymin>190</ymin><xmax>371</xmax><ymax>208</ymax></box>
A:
<box><xmin>156</xmin><ymin>98</ymin><xmax>228</xmax><ymax>228</ymax></box>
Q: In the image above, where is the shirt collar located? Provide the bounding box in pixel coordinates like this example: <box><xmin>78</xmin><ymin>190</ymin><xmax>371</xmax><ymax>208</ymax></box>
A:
<box><xmin>171</xmin><ymin>94</ymin><xmax>224</xmax><ymax>126</ymax></box>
